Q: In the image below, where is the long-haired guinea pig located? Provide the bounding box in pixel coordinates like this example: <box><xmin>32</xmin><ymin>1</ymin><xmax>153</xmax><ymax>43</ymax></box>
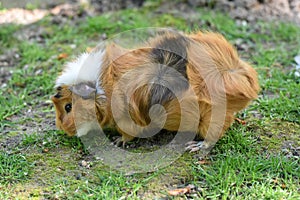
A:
<box><xmin>51</xmin><ymin>30</ymin><xmax>259</xmax><ymax>152</ymax></box>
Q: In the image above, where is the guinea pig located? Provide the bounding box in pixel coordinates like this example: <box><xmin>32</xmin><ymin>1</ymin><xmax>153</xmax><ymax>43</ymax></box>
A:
<box><xmin>51</xmin><ymin>30</ymin><xmax>259</xmax><ymax>152</ymax></box>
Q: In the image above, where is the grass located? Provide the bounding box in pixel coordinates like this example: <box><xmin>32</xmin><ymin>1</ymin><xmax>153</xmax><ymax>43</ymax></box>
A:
<box><xmin>192</xmin><ymin>154</ymin><xmax>299</xmax><ymax>199</ymax></box>
<box><xmin>0</xmin><ymin>1</ymin><xmax>299</xmax><ymax>199</ymax></box>
<box><xmin>0</xmin><ymin>152</ymin><xmax>32</xmax><ymax>184</ymax></box>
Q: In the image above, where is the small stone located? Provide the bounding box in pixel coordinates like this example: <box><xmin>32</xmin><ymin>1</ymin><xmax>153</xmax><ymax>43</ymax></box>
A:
<box><xmin>76</xmin><ymin>174</ymin><xmax>81</xmax><ymax>180</ymax></box>
<box><xmin>70</xmin><ymin>44</ymin><xmax>77</xmax><ymax>49</ymax></box>
<box><xmin>42</xmin><ymin>148</ymin><xmax>49</xmax><ymax>153</ymax></box>
<box><xmin>81</xmin><ymin>160</ymin><xmax>88</xmax><ymax>167</ymax></box>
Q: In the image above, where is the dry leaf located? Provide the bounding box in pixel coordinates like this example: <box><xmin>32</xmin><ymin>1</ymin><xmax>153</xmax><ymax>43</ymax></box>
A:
<box><xmin>168</xmin><ymin>185</ymin><xmax>194</xmax><ymax>196</ymax></box>
<box><xmin>235</xmin><ymin>118</ymin><xmax>246</xmax><ymax>125</ymax></box>
<box><xmin>57</xmin><ymin>53</ymin><xmax>68</xmax><ymax>60</ymax></box>
<box><xmin>198</xmin><ymin>159</ymin><xmax>211</xmax><ymax>165</ymax></box>
<box><xmin>168</xmin><ymin>188</ymin><xmax>190</xmax><ymax>196</ymax></box>
<box><xmin>281</xmin><ymin>184</ymin><xmax>287</xmax><ymax>189</ymax></box>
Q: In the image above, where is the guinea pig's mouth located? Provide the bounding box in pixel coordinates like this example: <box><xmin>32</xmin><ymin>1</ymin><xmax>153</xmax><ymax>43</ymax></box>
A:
<box><xmin>64</xmin><ymin>128</ymin><xmax>77</xmax><ymax>137</ymax></box>
<box><xmin>56</xmin><ymin>117</ymin><xmax>77</xmax><ymax>137</ymax></box>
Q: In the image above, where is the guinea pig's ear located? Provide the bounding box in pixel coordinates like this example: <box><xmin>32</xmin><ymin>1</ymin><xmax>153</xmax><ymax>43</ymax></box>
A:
<box><xmin>70</xmin><ymin>82</ymin><xmax>96</xmax><ymax>99</ymax></box>
<box><xmin>106</xmin><ymin>43</ymin><xmax>128</xmax><ymax>61</ymax></box>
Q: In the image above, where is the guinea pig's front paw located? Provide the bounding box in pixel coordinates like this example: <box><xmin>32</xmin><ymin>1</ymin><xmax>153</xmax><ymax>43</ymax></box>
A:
<box><xmin>113</xmin><ymin>137</ymin><xmax>125</xmax><ymax>148</ymax></box>
<box><xmin>113</xmin><ymin>134</ymin><xmax>135</xmax><ymax>148</ymax></box>
<box><xmin>185</xmin><ymin>140</ymin><xmax>214</xmax><ymax>159</ymax></box>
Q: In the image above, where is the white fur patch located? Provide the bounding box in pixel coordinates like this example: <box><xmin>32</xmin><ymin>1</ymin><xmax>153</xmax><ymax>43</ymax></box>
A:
<box><xmin>55</xmin><ymin>48</ymin><xmax>105</xmax><ymax>89</ymax></box>
<box><xmin>76</xmin><ymin>121</ymin><xmax>100</xmax><ymax>137</ymax></box>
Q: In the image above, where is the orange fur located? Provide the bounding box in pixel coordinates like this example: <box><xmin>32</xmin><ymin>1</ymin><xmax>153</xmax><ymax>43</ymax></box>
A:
<box><xmin>52</xmin><ymin>31</ymin><xmax>259</xmax><ymax>147</ymax></box>
<box><xmin>51</xmin><ymin>86</ymin><xmax>75</xmax><ymax>136</ymax></box>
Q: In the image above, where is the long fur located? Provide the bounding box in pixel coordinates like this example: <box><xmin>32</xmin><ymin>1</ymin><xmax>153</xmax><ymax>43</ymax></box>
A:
<box><xmin>55</xmin><ymin>48</ymin><xmax>105</xmax><ymax>94</ymax></box>
<box><xmin>52</xmin><ymin>31</ymin><xmax>260</xmax><ymax>145</ymax></box>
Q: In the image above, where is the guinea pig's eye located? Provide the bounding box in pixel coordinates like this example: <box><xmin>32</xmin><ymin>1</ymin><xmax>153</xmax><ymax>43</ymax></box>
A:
<box><xmin>64</xmin><ymin>103</ymin><xmax>72</xmax><ymax>113</ymax></box>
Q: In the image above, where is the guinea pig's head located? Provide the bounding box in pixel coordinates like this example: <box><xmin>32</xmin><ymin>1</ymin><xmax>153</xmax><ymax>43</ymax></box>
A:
<box><xmin>52</xmin><ymin>82</ymin><xmax>108</xmax><ymax>137</ymax></box>
<box><xmin>51</xmin><ymin>85</ymin><xmax>76</xmax><ymax>136</ymax></box>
